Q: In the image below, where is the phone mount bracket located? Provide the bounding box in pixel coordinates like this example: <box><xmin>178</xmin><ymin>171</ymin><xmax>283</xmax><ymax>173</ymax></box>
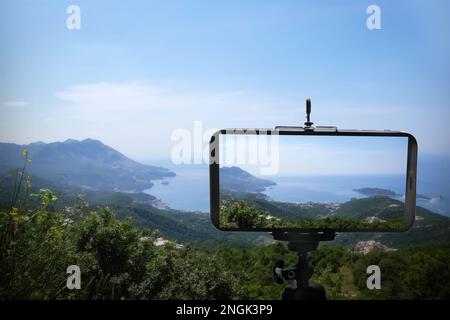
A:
<box><xmin>271</xmin><ymin>231</ymin><xmax>335</xmax><ymax>300</ymax></box>
<box><xmin>275</xmin><ymin>99</ymin><xmax>337</xmax><ymax>132</ymax></box>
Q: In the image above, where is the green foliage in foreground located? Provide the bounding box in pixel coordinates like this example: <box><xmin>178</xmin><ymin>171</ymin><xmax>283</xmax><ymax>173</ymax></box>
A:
<box><xmin>1</xmin><ymin>193</ymin><xmax>450</xmax><ymax>299</ymax></box>
<box><xmin>352</xmin><ymin>245</ymin><xmax>450</xmax><ymax>299</ymax></box>
<box><xmin>219</xmin><ymin>200</ymin><xmax>404</xmax><ymax>230</ymax></box>
<box><xmin>215</xmin><ymin>243</ymin><xmax>450</xmax><ymax>300</ymax></box>
<box><xmin>0</xmin><ymin>191</ymin><xmax>238</xmax><ymax>299</ymax></box>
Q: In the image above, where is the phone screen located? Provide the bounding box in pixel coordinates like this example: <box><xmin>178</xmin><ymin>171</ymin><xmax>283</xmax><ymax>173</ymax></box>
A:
<box><xmin>216</xmin><ymin>133</ymin><xmax>412</xmax><ymax>231</ymax></box>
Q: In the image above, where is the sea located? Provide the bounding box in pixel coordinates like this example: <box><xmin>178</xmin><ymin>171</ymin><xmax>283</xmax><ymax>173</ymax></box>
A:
<box><xmin>143</xmin><ymin>155</ymin><xmax>450</xmax><ymax>217</ymax></box>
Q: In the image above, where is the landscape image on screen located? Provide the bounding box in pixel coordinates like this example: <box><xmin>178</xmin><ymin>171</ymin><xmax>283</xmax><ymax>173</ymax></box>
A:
<box><xmin>219</xmin><ymin>135</ymin><xmax>410</xmax><ymax>230</ymax></box>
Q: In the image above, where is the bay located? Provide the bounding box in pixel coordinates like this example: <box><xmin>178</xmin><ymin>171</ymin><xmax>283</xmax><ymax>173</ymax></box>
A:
<box><xmin>143</xmin><ymin>156</ymin><xmax>450</xmax><ymax>217</ymax></box>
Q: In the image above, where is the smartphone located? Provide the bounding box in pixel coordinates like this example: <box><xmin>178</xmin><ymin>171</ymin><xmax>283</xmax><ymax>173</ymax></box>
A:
<box><xmin>209</xmin><ymin>128</ymin><xmax>417</xmax><ymax>232</ymax></box>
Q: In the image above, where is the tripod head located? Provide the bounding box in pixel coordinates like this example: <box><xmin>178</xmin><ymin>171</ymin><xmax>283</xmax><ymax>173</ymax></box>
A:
<box><xmin>272</xmin><ymin>231</ymin><xmax>336</xmax><ymax>300</ymax></box>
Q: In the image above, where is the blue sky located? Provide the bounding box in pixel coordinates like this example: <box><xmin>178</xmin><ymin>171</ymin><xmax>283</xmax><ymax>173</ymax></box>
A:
<box><xmin>0</xmin><ymin>0</ymin><xmax>449</xmax><ymax>161</ymax></box>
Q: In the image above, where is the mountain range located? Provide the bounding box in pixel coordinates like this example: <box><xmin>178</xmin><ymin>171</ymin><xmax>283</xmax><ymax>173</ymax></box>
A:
<box><xmin>0</xmin><ymin>139</ymin><xmax>174</xmax><ymax>192</ymax></box>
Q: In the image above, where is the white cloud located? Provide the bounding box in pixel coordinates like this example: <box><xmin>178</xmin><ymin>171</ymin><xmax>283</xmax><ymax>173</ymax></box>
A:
<box><xmin>54</xmin><ymin>82</ymin><xmax>165</xmax><ymax>113</ymax></box>
<box><xmin>0</xmin><ymin>100</ymin><xmax>29</xmax><ymax>107</ymax></box>
<box><xmin>53</xmin><ymin>81</ymin><xmax>281</xmax><ymax>123</ymax></box>
<box><xmin>50</xmin><ymin>81</ymin><xmax>295</xmax><ymax>160</ymax></box>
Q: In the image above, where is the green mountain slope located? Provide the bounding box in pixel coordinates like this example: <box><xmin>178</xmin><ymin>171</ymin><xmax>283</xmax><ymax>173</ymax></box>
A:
<box><xmin>221</xmin><ymin>191</ymin><xmax>332</xmax><ymax>219</ymax></box>
<box><xmin>335</xmin><ymin>204</ymin><xmax>450</xmax><ymax>247</ymax></box>
<box><xmin>222</xmin><ymin>192</ymin><xmax>450</xmax><ymax>247</ymax></box>
<box><xmin>0</xmin><ymin>139</ymin><xmax>174</xmax><ymax>192</ymax></box>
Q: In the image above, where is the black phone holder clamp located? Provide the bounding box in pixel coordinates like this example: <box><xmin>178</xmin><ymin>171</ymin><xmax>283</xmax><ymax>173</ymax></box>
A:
<box><xmin>272</xmin><ymin>231</ymin><xmax>335</xmax><ymax>300</ymax></box>
<box><xmin>275</xmin><ymin>99</ymin><xmax>337</xmax><ymax>132</ymax></box>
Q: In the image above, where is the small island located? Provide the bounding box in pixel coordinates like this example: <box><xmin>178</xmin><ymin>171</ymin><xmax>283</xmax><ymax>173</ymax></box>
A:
<box><xmin>354</xmin><ymin>188</ymin><xmax>442</xmax><ymax>202</ymax></box>
<box><xmin>417</xmin><ymin>194</ymin><xmax>442</xmax><ymax>201</ymax></box>
<box><xmin>353</xmin><ymin>188</ymin><xmax>400</xmax><ymax>197</ymax></box>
